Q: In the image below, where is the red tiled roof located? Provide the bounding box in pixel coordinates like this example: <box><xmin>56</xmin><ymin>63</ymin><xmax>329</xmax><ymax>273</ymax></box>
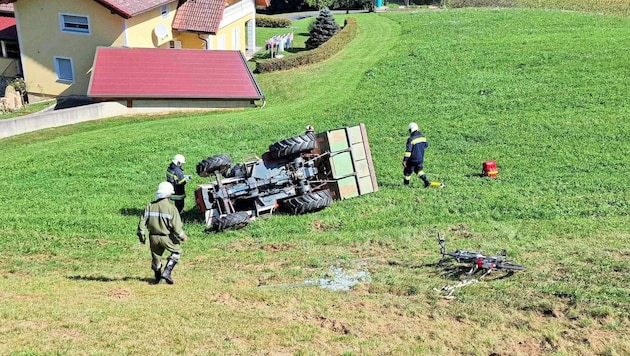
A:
<box><xmin>0</xmin><ymin>0</ymin><xmax>171</xmax><ymax>18</ymax></box>
<box><xmin>172</xmin><ymin>0</ymin><xmax>224</xmax><ymax>35</ymax></box>
<box><xmin>94</xmin><ymin>0</ymin><xmax>174</xmax><ymax>18</ymax></box>
<box><xmin>88</xmin><ymin>47</ymin><xmax>263</xmax><ymax>100</ymax></box>
<box><xmin>0</xmin><ymin>15</ymin><xmax>16</xmax><ymax>40</ymax></box>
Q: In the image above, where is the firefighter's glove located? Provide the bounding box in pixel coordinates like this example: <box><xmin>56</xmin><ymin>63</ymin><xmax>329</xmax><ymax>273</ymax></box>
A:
<box><xmin>137</xmin><ymin>232</ymin><xmax>146</xmax><ymax>244</ymax></box>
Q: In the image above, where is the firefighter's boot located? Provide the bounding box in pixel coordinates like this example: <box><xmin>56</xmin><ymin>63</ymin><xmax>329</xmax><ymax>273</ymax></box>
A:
<box><xmin>420</xmin><ymin>174</ymin><xmax>431</xmax><ymax>188</ymax></box>
<box><xmin>161</xmin><ymin>259</ymin><xmax>178</xmax><ymax>285</ymax></box>
<box><xmin>150</xmin><ymin>263</ymin><xmax>162</xmax><ymax>284</ymax></box>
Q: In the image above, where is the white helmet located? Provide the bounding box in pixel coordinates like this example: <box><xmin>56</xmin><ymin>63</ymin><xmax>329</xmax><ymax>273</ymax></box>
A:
<box><xmin>408</xmin><ymin>122</ymin><xmax>419</xmax><ymax>133</ymax></box>
<box><xmin>156</xmin><ymin>181</ymin><xmax>175</xmax><ymax>199</ymax></box>
<box><xmin>172</xmin><ymin>154</ymin><xmax>186</xmax><ymax>165</ymax></box>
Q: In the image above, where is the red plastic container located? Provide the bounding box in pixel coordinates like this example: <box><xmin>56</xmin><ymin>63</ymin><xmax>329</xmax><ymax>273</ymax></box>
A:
<box><xmin>482</xmin><ymin>161</ymin><xmax>498</xmax><ymax>178</ymax></box>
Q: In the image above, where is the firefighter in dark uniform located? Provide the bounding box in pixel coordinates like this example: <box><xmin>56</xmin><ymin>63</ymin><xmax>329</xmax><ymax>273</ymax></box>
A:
<box><xmin>403</xmin><ymin>122</ymin><xmax>444</xmax><ymax>188</ymax></box>
<box><xmin>166</xmin><ymin>154</ymin><xmax>191</xmax><ymax>213</ymax></box>
<box><xmin>137</xmin><ymin>182</ymin><xmax>189</xmax><ymax>284</ymax></box>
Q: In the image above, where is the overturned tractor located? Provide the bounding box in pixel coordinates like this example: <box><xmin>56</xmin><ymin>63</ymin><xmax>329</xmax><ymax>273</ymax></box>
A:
<box><xmin>194</xmin><ymin>124</ymin><xmax>378</xmax><ymax>232</ymax></box>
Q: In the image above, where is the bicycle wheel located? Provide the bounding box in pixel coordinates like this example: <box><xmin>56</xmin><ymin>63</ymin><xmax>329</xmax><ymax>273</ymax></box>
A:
<box><xmin>496</xmin><ymin>261</ymin><xmax>525</xmax><ymax>271</ymax></box>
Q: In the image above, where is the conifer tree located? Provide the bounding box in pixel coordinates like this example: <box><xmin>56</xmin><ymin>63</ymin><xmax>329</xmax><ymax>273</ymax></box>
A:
<box><xmin>304</xmin><ymin>7</ymin><xmax>340</xmax><ymax>50</ymax></box>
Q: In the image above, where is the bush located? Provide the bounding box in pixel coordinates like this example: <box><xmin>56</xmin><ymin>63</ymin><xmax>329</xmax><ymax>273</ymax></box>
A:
<box><xmin>256</xmin><ymin>14</ymin><xmax>292</xmax><ymax>28</ymax></box>
<box><xmin>255</xmin><ymin>18</ymin><xmax>358</xmax><ymax>73</ymax></box>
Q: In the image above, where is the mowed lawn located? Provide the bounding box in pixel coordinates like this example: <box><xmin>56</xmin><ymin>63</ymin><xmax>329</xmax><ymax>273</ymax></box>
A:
<box><xmin>0</xmin><ymin>8</ymin><xmax>629</xmax><ymax>355</ymax></box>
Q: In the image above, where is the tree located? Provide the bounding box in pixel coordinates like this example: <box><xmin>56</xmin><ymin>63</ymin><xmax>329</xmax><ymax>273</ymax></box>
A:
<box><xmin>304</xmin><ymin>7</ymin><xmax>340</xmax><ymax>50</ymax></box>
<box><xmin>304</xmin><ymin>0</ymin><xmax>335</xmax><ymax>8</ymax></box>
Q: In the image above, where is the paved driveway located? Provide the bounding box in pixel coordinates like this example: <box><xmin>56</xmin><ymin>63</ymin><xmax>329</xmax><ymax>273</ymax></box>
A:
<box><xmin>272</xmin><ymin>9</ymin><xmax>369</xmax><ymax>21</ymax></box>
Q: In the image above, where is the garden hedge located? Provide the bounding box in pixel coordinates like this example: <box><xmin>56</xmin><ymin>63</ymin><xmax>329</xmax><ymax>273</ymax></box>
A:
<box><xmin>255</xmin><ymin>18</ymin><xmax>358</xmax><ymax>74</ymax></box>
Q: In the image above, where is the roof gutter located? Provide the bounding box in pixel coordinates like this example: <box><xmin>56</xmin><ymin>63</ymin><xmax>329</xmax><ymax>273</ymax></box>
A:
<box><xmin>197</xmin><ymin>34</ymin><xmax>207</xmax><ymax>50</ymax></box>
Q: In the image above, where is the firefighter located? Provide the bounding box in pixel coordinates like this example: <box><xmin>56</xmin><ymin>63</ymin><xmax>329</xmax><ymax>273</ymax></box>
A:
<box><xmin>305</xmin><ymin>125</ymin><xmax>315</xmax><ymax>134</ymax></box>
<box><xmin>137</xmin><ymin>181</ymin><xmax>189</xmax><ymax>285</ymax></box>
<box><xmin>403</xmin><ymin>122</ymin><xmax>444</xmax><ymax>188</ymax></box>
<box><xmin>166</xmin><ymin>154</ymin><xmax>192</xmax><ymax>213</ymax></box>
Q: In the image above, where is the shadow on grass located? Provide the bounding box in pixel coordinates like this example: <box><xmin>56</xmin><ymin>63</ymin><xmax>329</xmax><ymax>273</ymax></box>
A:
<box><xmin>120</xmin><ymin>207</ymin><xmax>144</xmax><ymax>217</ymax></box>
<box><xmin>68</xmin><ymin>275</ymin><xmax>154</xmax><ymax>284</ymax></box>
<box><xmin>181</xmin><ymin>208</ymin><xmax>204</xmax><ymax>224</ymax></box>
<box><xmin>119</xmin><ymin>206</ymin><xmax>203</xmax><ymax>223</ymax></box>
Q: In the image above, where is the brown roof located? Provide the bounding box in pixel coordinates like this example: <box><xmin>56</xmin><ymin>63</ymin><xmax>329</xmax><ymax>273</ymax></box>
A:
<box><xmin>172</xmin><ymin>0</ymin><xmax>224</xmax><ymax>35</ymax></box>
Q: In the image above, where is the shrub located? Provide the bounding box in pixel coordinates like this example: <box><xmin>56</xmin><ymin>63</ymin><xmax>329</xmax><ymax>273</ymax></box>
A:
<box><xmin>256</xmin><ymin>14</ymin><xmax>292</xmax><ymax>28</ymax></box>
<box><xmin>255</xmin><ymin>18</ymin><xmax>357</xmax><ymax>73</ymax></box>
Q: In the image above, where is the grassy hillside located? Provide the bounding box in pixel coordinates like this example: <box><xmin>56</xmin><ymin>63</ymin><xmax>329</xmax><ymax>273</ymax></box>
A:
<box><xmin>0</xmin><ymin>9</ymin><xmax>629</xmax><ymax>355</ymax></box>
<box><xmin>445</xmin><ymin>0</ymin><xmax>630</xmax><ymax>17</ymax></box>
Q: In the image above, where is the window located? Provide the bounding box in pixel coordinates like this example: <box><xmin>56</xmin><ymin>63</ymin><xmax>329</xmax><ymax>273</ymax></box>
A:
<box><xmin>54</xmin><ymin>57</ymin><xmax>74</xmax><ymax>83</ymax></box>
<box><xmin>232</xmin><ymin>27</ymin><xmax>240</xmax><ymax>50</ymax></box>
<box><xmin>60</xmin><ymin>14</ymin><xmax>90</xmax><ymax>34</ymax></box>
<box><xmin>218</xmin><ymin>35</ymin><xmax>226</xmax><ymax>50</ymax></box>
<box><xmin>161</xmin><ymin>5</ymin><xmax>169</xmax><ymax>18</ymax></box>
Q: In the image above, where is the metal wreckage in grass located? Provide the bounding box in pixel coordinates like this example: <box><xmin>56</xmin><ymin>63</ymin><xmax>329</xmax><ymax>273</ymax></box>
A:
<box><xmin>194</xmin><ymin>124</ymin><xmax>379</xmax><ymax>233</ymax></box>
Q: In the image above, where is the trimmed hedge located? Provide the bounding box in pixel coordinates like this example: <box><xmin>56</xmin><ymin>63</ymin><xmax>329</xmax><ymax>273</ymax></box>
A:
<box><xmin>255</xmin><ymin>18</ymin><xmax>358</xmax><ymax>74</ymax></box>
<box><xmin>256</xmin><ymin>14</ymin><xmax>292</xmax><ymax>28</ymax></box>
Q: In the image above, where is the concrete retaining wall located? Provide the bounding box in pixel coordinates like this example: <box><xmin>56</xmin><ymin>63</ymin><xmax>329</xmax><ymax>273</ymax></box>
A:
<box><xmin>0</xmin><ymin>101</ymin><xmax>256</xmax><ymax>139</ymax></box>
<box><xmin>0</xmin><ymin>102</ymin><xmax>129</xmax><ymax>139</ymax></box>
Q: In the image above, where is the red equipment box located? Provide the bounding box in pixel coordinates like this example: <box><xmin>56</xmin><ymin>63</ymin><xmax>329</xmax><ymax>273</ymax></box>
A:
<box><xmin>482</xmin><ymin>160</ymin><xmax>498</xmax><ymax>178</ymax></box>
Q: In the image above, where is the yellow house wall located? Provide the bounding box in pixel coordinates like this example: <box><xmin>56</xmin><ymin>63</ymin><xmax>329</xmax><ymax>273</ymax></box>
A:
<box><xmin>216</xmin><ymin>15</ymin><xmax>249</xmax><ymax>54</ymax></box>
<box><xmin>176</xmin><ymin>32</ymin><xmax>208</xmax><ymax>50</ymax></box>
<box><xmin>175</xmin><ymin>14</ymin><xmax>250</xmax><ymax>54</ymax></box>
<box><xmin>124</xmin><ymin>3</ymin><xmax>177</xmax><ymax>48</ymax></box>
<box><xmin>14</xmin><ymin>0</ymin><xmax>124</xmax><ymax>97</ymax></box>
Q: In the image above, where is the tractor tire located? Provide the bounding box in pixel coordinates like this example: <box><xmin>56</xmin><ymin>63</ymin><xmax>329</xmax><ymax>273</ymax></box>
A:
<box><xmin>196</xmin><ymin>154</ymin><xmax>232</xmax><ymax>177</ymax></box>
<box><xmin>214</xmin><ymin>211</ymin><xmax>250</xmax><ymax>232</ymax></box>
<box><xmin>268</xmin><ymin>133</ymin><xmax>317</xmax><ymax>160</ymax></box>
<box><xmin>283</xmin><ymin>190</ymin><xmax>333</xmax><ymax>215</ymax></box>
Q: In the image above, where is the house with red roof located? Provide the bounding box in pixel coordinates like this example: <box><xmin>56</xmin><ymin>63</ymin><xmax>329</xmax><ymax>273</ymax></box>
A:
<box><xmin>0</xmin><ymin>3</ymin><xmax>20</xmax><ymax>78</ymax></box>
<box><xmin>88</xmin><ymin>47</ymin><xmax>263</xmax><ymax>109</ymax></box>
<box><xmin>0</xmin><ymin>0</ymin><xmax>262</xmax><ymax>108</ymax></box>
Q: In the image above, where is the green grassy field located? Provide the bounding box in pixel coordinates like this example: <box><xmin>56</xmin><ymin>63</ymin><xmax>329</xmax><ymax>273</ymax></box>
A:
<box><xmin>1</xmin><ymin>8</ymin><xmax>629</xmax><ymax>355</ymax></box>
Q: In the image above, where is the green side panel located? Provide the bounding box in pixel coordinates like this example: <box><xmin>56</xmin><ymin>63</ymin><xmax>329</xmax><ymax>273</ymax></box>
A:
<box><xmin>351</xmin><ymin>142</ymin><xmax>366</xmax><ymax>161</ymax></box>
<box><xmin>358</xmin><ymin>175</ymin><xmax>374</xmax><ymax>195</ymax></box>
<box><xmin>334</xmin><ymin>176</ymin><xmax>359</xmax><ymax>199</ymax></box>
<box><xmin>327</xmin><ymin>129</ymin><xmax>350</xmax><ymax>152</ymax></box>
<box><xmin>331</xmin><ymin>151</ymin><xmax>355</xmax><ymax>178</ymax></box>
<box><xmin>347</xmin><ymin>125</ymin><xmax>363</xmax><ymax>144</ymax></box>
<box><xmin>354</xmin><ymin>159</ymin><xmax>370</xmax><ymax>177</ymax></box>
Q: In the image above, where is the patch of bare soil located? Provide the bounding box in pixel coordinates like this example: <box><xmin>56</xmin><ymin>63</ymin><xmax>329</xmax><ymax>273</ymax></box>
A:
<box><xmin>310</xmin><ymin>219</ymin><xmax>341</xmax><ymax>232</ymax></box>
<box><xmin>293</xmin><ymin>313</ymin><xmax>351</xmax><ymax>335</ymax></box>
<box><xmin>447</xmin><ymin>223</ymin><xmax>476</xmax><ymax>238</ymax></box>
<box><xmin>106</xmin><ymin>288</ymin><xmax>131</xmax><ymax>300</ymax></box>
<box><xmin>50</xmin><ymin>328</ymin><xmax>82</xmax><ymax>339</ymax></box>
<box><xmin>260</xmin><ymin>242</ymin><xmax>294</xmax><ymax>252</ymax></box>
